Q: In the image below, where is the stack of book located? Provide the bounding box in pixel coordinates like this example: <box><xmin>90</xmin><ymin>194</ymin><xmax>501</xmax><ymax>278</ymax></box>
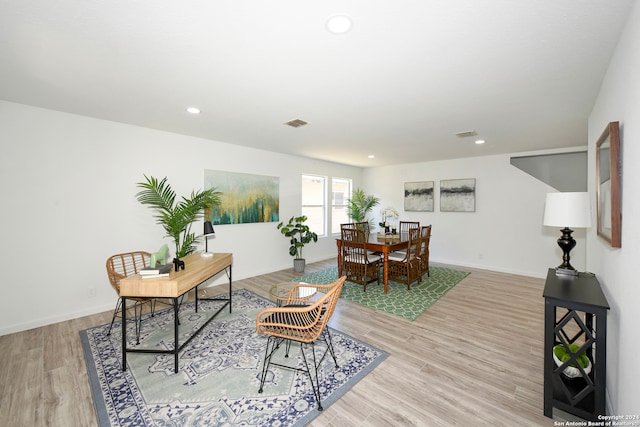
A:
<box><xmin>140</xmin><ymin>263</ymin><xmax>172</xmax><ymax>279</ymax></box>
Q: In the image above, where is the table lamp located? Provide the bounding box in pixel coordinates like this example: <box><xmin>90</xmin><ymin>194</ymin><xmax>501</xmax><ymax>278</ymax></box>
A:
<box><xmin>543</xmin><ymin>192</ymin><xmax>591</xmax><ymax>276</ymax></box>
<box><xmin>202</xmin><ymin>221</ymin><xmax>215</xmax><ymax>257</ymax></box>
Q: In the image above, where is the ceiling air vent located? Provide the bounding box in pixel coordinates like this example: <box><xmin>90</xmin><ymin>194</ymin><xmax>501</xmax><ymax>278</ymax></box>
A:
<box><xmin>284</xmin><ymin>119</ymin><xmax>308</xmax><ymax>128</ymax></box>
<box><xmin>455</xmin><ymin>130</ymin><xmax>478</xmax><ymax>138</ymax></box>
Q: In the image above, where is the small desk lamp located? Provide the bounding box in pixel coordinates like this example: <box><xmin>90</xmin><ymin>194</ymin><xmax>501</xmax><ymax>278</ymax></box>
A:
<box><xmin>202</xmin><ymin>221</ymin><xmax>215</xmax><ymax>258</ymax></box>
<box><xmin>543</xmin><ymin>192</ymin><xmax>591</xmax><ymax>276</ymax></box>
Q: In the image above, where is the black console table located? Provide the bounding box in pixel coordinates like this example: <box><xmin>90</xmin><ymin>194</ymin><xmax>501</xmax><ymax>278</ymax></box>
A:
<box><xmin>543</xmin><ymin>268</ymin><xmax>609</xmax><ymax>421</ymax></box>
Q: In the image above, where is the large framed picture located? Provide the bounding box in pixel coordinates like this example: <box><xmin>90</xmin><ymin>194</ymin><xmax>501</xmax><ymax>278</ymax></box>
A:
<box><xmin>404</xmin><ymin>181</ymin><xmax>434</xmax><ymax>212</ymax></box>
<box><xmin>204</xmin><ymin>170</ymin><xmax>279</xmax><ymax>225</ymax></box>
<box><xmin>440</xmin><ymin>178</ymin><xmax>476</xmax><ymax>212</ymax></box>
<box><xmin>595</xmin><ymin>121</ymin><xmax>621</xmax><ymax>247</ymax></box>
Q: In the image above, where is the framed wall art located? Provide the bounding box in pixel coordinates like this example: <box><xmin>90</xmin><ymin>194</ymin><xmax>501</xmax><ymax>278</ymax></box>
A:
<box><xmin>204</xmin><ymin>170</ymin><xmax>279</xmax><ymax>225</ymax></box>
<box><xmin>440</xmin><ymin>178</ymin><xmax>476</xmax><ymax>212</ymax></box>
<box><xmin>595</xmin><ymin>121</ymin><xmax>621</xmax><ymax>247</ymax></box>
<box><xmin>404</xmin><ymin>181</ymin><xmax>434</xmax><ymax>212</ymax></box>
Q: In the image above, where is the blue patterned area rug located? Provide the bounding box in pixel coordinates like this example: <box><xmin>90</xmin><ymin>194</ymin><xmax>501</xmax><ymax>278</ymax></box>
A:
<box><xmin>80</xmin><ymin>289</ymin><xmax>388</xmax><ymax>427</ymax></box>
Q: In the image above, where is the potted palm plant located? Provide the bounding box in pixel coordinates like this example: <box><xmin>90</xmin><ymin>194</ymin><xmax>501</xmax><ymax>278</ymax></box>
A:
<box><xmin>277</xmin><ymin>215</ymin><xmax>318</xmax><ymax>273</ymax></box>
<box><xmin>346</xmin><ymin>188</ymin><xmax>380</xmax><ymax>229</ymax></box>
<box><xmin>135</xmin><ymin>175</ymin><xmax>222</xmax><ymax>265</ymax></box>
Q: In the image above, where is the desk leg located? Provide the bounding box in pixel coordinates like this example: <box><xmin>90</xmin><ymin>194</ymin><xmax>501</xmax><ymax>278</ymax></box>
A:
<box><xmin>228</xmin><ymin>265</ymin><xmax>232</xmax><ymax>313</ymax></box>
<box><xmin>121</xmin><ymin>297</ymin><xmax>127</xmax><ymax>371</ymax></box>
<box><xmin>383</xmin><ymin>251</ymin><xmax>389</xmax><ymax>294</ymax></box>
<box><xmin>173</xmin><ymin>297</ymin><xmax>180</xmax><ymax>373</ymax></box>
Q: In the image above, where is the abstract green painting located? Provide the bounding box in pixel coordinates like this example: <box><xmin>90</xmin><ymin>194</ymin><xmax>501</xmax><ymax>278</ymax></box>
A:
<box><xmin>204</xmin><ymin>170</ymin><xmax>279</xmax><ymax>224</ymax></box>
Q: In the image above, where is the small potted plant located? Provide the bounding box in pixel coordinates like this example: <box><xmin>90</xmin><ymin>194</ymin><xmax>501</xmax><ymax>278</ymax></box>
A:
<box><xmin>277</xmin><ymin>215</ymin><xmax>318</xmax><ymax>273</ymax></box>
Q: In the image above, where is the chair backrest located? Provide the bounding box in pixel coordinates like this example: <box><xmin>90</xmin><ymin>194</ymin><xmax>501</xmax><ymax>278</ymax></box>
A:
<box><xmin>341</xmin><ymin>222</ymin><xmax>370</xmax><ymax>238</ymax></box>
<box><xmin>256</xmin><ymin>276</ymin><xmax>346</xmax><ymax>343</ymax></box>
<box><xmin>399</xmin><ymin>221</ymin><xmax>420</xmax><ymax>235</ymax></box>
<box><xmin>106</xmin><ymin>251</ymin><xmax>151</xmax><ymax>295</ymax></box>
<box><xmin>407</xmin><ymin>227</ymin><xmax>422</xmax><ymax>260</ymax></box>
<box><xmin>341</xmin><ymin>227</ymin><xmax>367</xmax><ymax>243</ymax></box>
<box><xmin>421</xmin><ymin>225</ymin><xmax>432</xmax><ymax>249</ymax></box>
<box><xmin>341</xmin><ymin>234</ymin><xmax>371</xmax><ymax>264</ymax></box>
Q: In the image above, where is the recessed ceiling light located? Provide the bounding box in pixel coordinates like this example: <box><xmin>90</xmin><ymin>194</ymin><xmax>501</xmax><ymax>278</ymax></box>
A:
<box><xmin>475</xmin><ymin>139</ymin><xmax>486</xmax><ymax>145</ymax></box>
<box><xmin>368</xmin><ymin>154</ymin><xmax>375</xmax><ymax>159</ymax></box>
<box><xmin>186</xmin><ymin>107</ymin><xmax>201</xmax><ymax>114</ymax></box>
<box><xmin>327</xmin><ymin>15</ymin><xmax>353</xmax><ymax>34</ymax></box>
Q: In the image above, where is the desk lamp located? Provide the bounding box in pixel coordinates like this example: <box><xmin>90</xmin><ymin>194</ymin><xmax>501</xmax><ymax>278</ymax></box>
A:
<box><xmin>543</xmin><ymin>192</ymin><xmax>591</xmax><ymax>276</ymax></box>
<box><xmin>202</xmin><ymin>221</ymin><xmax>215</xmax><ymax>258</ymax></box>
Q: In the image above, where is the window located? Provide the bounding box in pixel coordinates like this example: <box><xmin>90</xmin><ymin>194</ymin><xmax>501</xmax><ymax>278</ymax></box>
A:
<box><xmin>301</xmin><ymin>174</ymin><xmax>326</xmax><ymax>236</ymax></box>
<box><xmin>331</xmin><ymin>178</ymin><xmax>352</xmax><ymax>234</ymax></box>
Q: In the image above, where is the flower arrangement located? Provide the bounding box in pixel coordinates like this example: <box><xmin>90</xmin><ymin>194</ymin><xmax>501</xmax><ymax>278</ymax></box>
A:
<box><xmin>378</xmin><ymin>206</ymin><xmax>399</xmax><ymax>232</ymax></box>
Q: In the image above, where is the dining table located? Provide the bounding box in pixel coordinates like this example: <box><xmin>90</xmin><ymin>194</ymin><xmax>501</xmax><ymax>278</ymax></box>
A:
<box><xmin>336</xmin><ymin>232</ymin><xmax>409</xmax><ymax>293</ymax></box>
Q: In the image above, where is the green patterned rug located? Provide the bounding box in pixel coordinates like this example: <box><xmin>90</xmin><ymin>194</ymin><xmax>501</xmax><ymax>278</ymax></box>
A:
<box><xmin>294</xmin><ymin>266</ymin><xmax>469</xmax><ymax>321</ymax></box>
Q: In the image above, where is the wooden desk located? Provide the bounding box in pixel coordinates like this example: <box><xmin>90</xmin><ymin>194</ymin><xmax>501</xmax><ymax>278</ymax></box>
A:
<box><xmin>119</xmin><ymin>252</ymin><xmax>232</xmax><ymax>373</ymax></box>
<box><xmin>336</xmin><ymin>232</ymin><xmax>408</xmax><ymax>293</ymax></box>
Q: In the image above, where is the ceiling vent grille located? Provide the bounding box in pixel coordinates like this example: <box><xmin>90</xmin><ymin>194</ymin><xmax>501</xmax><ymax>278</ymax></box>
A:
<box><xmin>284</xmin><ymin>119</ymin><xmax>308</xmax><ymax>128</ymax></box>
<box><xmin>455</xmin><ymin>130</ymin><xmax>478</xmax><ymax>138</ymax></box>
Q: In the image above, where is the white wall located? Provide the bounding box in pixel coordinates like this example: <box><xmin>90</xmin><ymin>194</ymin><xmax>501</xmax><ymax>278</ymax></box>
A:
<box><xmin>587</xmin><ymin>0</ymin><xmax>640</xmax><ymax>416</ymax></box>
<box><xmin>0</xmin><ymin>100</ymin><xmax>362</xmax><ymax>335</ymax></box>
<box><xmin>362</xmin><ymin>152</ymin><xmax>587</xmax><ymax>278</ymax></box>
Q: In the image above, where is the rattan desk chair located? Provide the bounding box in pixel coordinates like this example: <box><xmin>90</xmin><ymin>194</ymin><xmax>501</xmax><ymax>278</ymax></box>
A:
<box><xmin>105</xmin><ymin>251</ymin><xmax>157</xmax><ymax>344</ymax></box>
<box><xmin>256</xmin><ymin>276</ymin><xmax>346</xmax><ymax>411</ymax></box>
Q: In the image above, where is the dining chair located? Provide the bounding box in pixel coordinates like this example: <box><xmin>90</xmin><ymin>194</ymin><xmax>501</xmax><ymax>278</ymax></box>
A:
<box><xmin>387</xmin><ymin>227</ymin><xmax>422</xmax><ymax>290</ymax></box>
<box><xmin>418</xmin><ymin>225</ymin><xmax>432</xmax><ymax>277</ymax></box>
<box><xmin>340</xmin><ymin>227</ymin><xmax>381</xmax><ymax>291</ymax></box>
<box><xmin>256</xmin><ymin>276</ymin><xmax>347</xmax><ymax>411</ymax></box>
<box><xmin>399</xmin><ymin>221</ymin><xmax>420</xmax><ymax>235</ymax></box>
<box><xmin>340</xmin><ymin>221</ymin><xmax>370</xmax><ymax>237</ymax></box>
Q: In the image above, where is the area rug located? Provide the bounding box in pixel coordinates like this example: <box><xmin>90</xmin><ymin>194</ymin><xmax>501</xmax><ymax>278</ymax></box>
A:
<box><xmin>80</xmin><ymin>289</ymin><xmax>388</xmax><ymax>427</ymax></box>
<box><xmin>294</xmin><ymin>266</ymin><xmax>470</xmax><ymax>321</ymax></box>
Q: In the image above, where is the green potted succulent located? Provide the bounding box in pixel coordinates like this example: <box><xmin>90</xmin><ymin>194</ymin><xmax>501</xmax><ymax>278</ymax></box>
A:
<box><xmin>277</xmin><ymin>215</ymin><xmax>318</xmax><ymax>272</ymax></box>
<box><xmin>135</xmin><ymin>175</ymin><xmax>222</xmax><ymax>262</ymax></box>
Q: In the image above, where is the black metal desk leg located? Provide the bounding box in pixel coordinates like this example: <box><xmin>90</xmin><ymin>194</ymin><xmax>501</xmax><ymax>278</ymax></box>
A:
<box><xmin>174</xmin><ymin>297</ymin><xmax>180</xmax><ymax>373</ymax></box>
<box><xmin>229</xmin><ymin>265</ymin><xmax>232</xmax><ymax>313</ymax></box>
<box><xmin>122</xmin><ymin>296</ymin><xmax>127</xmax><ymax>371</ymax></box>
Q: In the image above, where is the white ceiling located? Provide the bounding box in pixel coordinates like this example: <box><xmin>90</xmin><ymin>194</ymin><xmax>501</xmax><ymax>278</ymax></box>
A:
<box><xmin>0</xmin><ymin>0</ymin><xmax>634</xmax><ymax>167</ymax></box>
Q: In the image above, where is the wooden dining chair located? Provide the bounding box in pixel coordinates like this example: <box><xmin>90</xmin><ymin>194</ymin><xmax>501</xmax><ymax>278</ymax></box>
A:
<box><xmin>340</xmin><ymin>228</ymin><xmax>380</xmax><ymax>291</ymax></box>
<box><xmin>399</xmin><ymin>221</ymin><xmax>420</xmax><ymax>234</ymax></box>
<box><xmin>256</xmin><ymin>276</ymin><xmax>346</xmax><ymax>411</ymax></box>
<box><xmin>387</xmin><ymin>227</ymin><xmax>422</xmax><ymax>290</ymax></box>
<box><xmin>418</xmin><ymin>225</ymin><xmax>432</xmax><ymax>277</ymax></box>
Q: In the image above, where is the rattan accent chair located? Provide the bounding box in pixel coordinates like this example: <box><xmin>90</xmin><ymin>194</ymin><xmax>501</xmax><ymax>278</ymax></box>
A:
<box><xmin>418</xmin><ymin>225</ymin><xmax>432</xmax><ymax>277</ymax></box>
<box><xmin>387</xmin><ymin>227</ymin><xmax>422</xmax><ymax>290</ymax></box>
<box><xmin>340</xmin><ymin>227</ymin><xmax>380</xmax><ymax>291</ymax></box>
<box><xmin>105</xmin><ymin>251</ymin><xmax>157</xmax><ymax>344</ymax></box>
<box><xmin>256</xmin><ymin>276</ymin><xmax>347</xmax><ymax>411</ymax></box>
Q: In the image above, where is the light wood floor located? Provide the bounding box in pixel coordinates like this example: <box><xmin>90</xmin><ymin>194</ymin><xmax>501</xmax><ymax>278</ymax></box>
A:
<box><xmin>0</xmin><ymin>259</ymin><xmax>560</xmax><ymax>426</ymax></box>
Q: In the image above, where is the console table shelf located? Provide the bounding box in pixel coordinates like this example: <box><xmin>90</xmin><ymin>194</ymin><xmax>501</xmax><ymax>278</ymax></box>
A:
<box><xmin>543</xmin><ymin>268</ymin><xmax>609</xmax><ymax>421</ymax></box>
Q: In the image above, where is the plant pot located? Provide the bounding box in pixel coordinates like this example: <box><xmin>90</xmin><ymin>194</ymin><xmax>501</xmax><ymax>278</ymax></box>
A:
<box><xmin>293</xmin><ymin>258</ymin><xmax>306</xmax><ymax>273</ymax></box>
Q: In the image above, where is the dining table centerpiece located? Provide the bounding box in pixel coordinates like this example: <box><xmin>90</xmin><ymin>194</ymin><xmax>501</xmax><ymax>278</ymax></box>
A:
<box><xmin>379</xmin><ymin>206</ymin><xmax>399</xmax><ymax>234</ymax></box>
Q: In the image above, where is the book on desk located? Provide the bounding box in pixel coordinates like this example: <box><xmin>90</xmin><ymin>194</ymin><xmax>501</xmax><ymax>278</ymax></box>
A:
<box><xmin>140</xmin><ymin>264</ymin><xmax>173</xmax><ymax>275</ymax></box>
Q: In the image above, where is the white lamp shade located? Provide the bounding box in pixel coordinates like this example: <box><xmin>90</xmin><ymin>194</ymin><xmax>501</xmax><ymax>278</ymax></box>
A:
<box><xmin>543</xmin><ymin>192</ymin><xmax>591</xmax><ymax>228</ymax></box>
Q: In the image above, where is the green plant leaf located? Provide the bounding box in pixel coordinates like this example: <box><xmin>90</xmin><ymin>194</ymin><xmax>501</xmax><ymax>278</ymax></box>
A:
<box><xmin>136</xmin><ymin>175</ymin><xmax>222</xmax><ymax>258</ymax></box>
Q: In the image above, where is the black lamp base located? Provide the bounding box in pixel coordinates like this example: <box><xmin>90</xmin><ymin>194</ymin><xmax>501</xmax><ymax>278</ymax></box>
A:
<box><xmin>555</xmin><ymin>227</ymin><xmax>577</xmax><ymax>275</ymax></box>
